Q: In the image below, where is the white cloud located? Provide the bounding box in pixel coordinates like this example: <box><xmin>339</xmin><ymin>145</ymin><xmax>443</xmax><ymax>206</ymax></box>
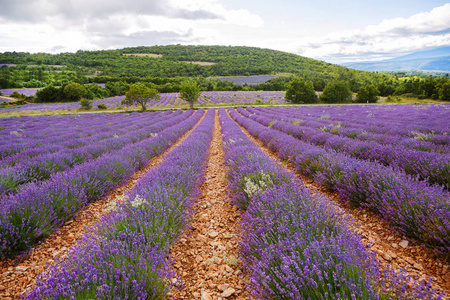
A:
<box><xmin>0</xmin><ymin>0</ymin><xmax>447</xmax><ymax>64</ymax></box>
<box><xmin>296</xmin><ymin>3</ymin><xmax>450</xmax><ymax>63</ymax></box>
<box><xmin>0</xmin><ymin>0</ymin><xmax>263</xmax><ymax>53</ymax></box>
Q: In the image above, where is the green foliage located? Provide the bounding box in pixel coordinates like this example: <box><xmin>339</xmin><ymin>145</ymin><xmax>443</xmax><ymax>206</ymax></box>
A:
<box><xmin>35</xmin><ymin>85</ymin><xmax>62</xmax><ymax>103</ymax></box>
<box><xmin>356</xmin><ymin>84</ymin><xmax>379</xmax><ymax>103</ymax></box>
<box><xmin>285</xmin><ymin>77</ymin><xmax>318</xmax><ymax>104</ymax></box>
<box><xmin>64</xmin><ymin>82</ymin><xmax>87</xmax><ymax>101</ymax></box>
<box><xmin>79</xmin><ymin>99</ymin><xmax>92</xmax><ymax>110</ymax></box>
<box><xmin>0</xmin><ymin>99</ymin><xmax>28</xmax><ymax>108</ymax></box>
<box><xmin>0</xmin><ymin>45</ymin><xmax>391</xmax><ymax>83</ymax></box>
<box><xmin>10</xmin><ymin>91</ymin><xmax>24</xmax><ymax>99</ymax></box>
<box><xmin>385</xmin><ymin>95</ymin><xmax>401</xmax><ymax>103</ymax></box>
<box><xmin>438</xmin><ymin>82</ymin><xmax>450</xmax><ymax>101</ymax></box>
<box><xmin>85</xmin><ymin>83</ymin><xmax>110</xmax><ymax>100</ymax></box>
<box><xmin>97</xmin><ymin>104</ymin><xmax>107</xmax><ymax>109</ymax></box>
<box><xmin>180</xmin><ymin>80</ymin><xmax>202</xmax><ymax>109</ymax></box>
<box><xmin>105</xmin><ymin>81</ymin><xmax>130</xmax><ymax>96</ymax></box>
<box><xmin>320</xmin><ymin>81</ymin><xmax>352</xmax><ymax>103</ymax></box>
<box><xmin>0</xmin><ymin>64</ymin><xmax>77</xmax><ymax>89</ymax></box>
<box><xmin>123</xmin><ymin>83</ymin><xmax>160</xmax><ymax>111</ymax></box>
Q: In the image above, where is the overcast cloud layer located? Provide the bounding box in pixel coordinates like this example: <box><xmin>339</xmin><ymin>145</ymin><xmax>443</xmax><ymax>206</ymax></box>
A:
<box><xmin>0</xmin><ymin>0</ymin><xmax>448</xmax><ymax>63</ymax></box>
<box><xmin>295</xmin><ymin>3</ymin><xmax>450</xmax><ymax>62</ymax></box>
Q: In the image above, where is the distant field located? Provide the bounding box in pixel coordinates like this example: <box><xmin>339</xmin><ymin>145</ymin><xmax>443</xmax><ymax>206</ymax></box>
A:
<box><xmin>123</xmin><ymin>53</ymin><xmax>163</xmax><ymax>58</ymax></box>
<box><xmin>0</xmin><ymin>91</ymin><xmax>286</xmax><ymax>116</ymax></box>
<box><xmin>0</xmin><ymin>88</ymin><xmax>42</xmax><ymax>96</ymax></box>
<box><xmin>214</xmin><ymin>75</ymin><xmax>278</xmax><ymax>85</ymax></box>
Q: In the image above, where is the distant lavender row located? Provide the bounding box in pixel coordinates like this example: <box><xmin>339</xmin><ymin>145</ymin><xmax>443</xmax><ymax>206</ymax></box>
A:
<box><xmin>251</xmin><ymin>106</ymin><xmax>450</xmax><ymax>154</ymax></box>
<box><xmin>28</xmin><ymin>109</ymin><xmax>214</xmax><ymax>299</ymax></box>
<box><xmin>201</xmin><ymin>91</ymin><xmax>285</xmax><ymax>105</ymax></box>
<box><xmin>0</xmin><ymin>84</ymin><xmax>102</xmax><ymax>97</ymax></box>
<box><xmin>0</xmin><ymin>110</ymin><xmax>173</xmax><ymax>158</ymax></box>
<box><xmin>0</xmin><ymin>91</ymin><xmax>287</xmax><ymax>112</ymax></box>
<box><xmin>0</xmin><ymin>95</ymin><xmax>126</xmax><ymax>112</ymax></box>
<box><xmin>215</xmin><ymin>75</ymin><xmax>278</xmax><ymax>85</ymax></box>
<box><xmin>0</xmin><ymin>111</ymin><xmax>183</xmax><ymax>196</ymax></box>
<box><xmin>0</xmin><ymin>110</ymin><xmax>202</xmax><ymax>257</ymax></box>
<box><xmin>242</xmin><ymin>107</ymin><xmax>450</xmax><ymax>188</ymax></box>
<box><xmin>219</xmin><ymin>108</ymin><xmax>438</xmax><ymax>299</ymax></box>
<box><xmin>229</xmin><ymin>108</ymin><xmax>450</xmax><ymax>254</ymax></box>
<box><xmin>262</xmin><ymin>105</ymin><xmax>450</xmax><ymax>145</ymax></box>
<box><xmin>0</xmin><ymin>88</ymin><xmax>41</xmax><ymax>96</ymax></box>
<box><xmin>274</xmin><ymin>104</ymin><xmax>450</xmax><ymax>133</ymax></box>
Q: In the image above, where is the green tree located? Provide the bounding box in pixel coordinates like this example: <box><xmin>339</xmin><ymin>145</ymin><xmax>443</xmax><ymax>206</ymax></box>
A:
<box><xmin>63</xmin><ymin>82</ymin><xmax>87</xmax><ymax>102</ymax></box>
<box><xmin>438</xmin><ymin>82</ymin><xmax>450</xmax><ymax>101</ymax></box>
<box><xmin>356</xmin><ymin>84</ymin><xmax>379</xmax><ymax>103</ymax></box>
<box><xmin>285</xmin><ymin>77</ymin><xmax>317</xmax><ymax>104</ymax></box>
<box><xmin>320</xmin><ymin>81</ymin><xmax>352</xmax><ymax>103</ymax></box>
<box><xmin>35</xmin><ymin>85</ymin><xmax>62</xmax><ymax>103</ymax></box>
<box><xmin>180</xmin><ymin>80</ymin><xmax>202</xmax><ymax>109</ymax></box>
<box><xmin>79</xmin><ymin>98</ymin><xmax>92</xmax><ymax>110</ymax></box>
<box><xmin>122</xmin><ymin>83</ymin><xmax>160</xmax><ymax>111</ymax></box>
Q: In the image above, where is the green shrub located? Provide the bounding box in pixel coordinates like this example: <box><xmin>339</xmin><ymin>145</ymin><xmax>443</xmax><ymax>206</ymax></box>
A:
<box><xmin>79</xmin><ymin>99</ymin><xmax>92</xmax><ymax>110</ymax></box>
<box><xmin>97</xmin><ymin>104</ymin><xmax>107</xmax><ymax>109</ymax></box>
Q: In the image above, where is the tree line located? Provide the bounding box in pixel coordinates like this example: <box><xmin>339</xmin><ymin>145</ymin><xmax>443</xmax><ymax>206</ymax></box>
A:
<box><xmin>285</xmin><ymin>77</ymin><xmax>450</xmax><ymax>103</ymax></box>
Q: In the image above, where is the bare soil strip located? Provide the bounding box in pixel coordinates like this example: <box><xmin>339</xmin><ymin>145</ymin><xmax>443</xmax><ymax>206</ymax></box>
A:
<box><xmin>0</xmin><ymin>111</ymin><xmax>206</xmax><ymax>300</ymax></box>
<box><xmin>170</xmin><ymin>110</ymin><xmax>248</xmax><ymax>300</ymax></box>
<box><xmin>232</xmin><ymin>111</ymin><xmax>449</xmax><ymax>298</ymax></box>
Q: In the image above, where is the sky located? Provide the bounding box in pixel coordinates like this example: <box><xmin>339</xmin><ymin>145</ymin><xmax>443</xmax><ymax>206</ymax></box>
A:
<box><xmin>0</xmin><ymin>0</ymin><xmax>449</xmax><ymax>63</ymax></box>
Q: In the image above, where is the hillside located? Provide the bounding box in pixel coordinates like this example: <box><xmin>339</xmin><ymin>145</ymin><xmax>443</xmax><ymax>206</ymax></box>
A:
<box><xmin>0</xmin><ymin>45</ymin><xmax>375</xmax><ymax>82</ymax></box>
<box><xmin>342</xmin><ymin>46</ymin><xmax>450</xmax><ymax>72</ymax></box>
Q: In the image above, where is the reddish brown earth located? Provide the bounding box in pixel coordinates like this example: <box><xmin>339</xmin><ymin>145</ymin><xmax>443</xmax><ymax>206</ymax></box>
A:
<box><xmin>0</xmin><ymin>111</ymin><xmax>206</xmax><ymax>300</ymax></box>
<box><xmin>170</xmin><ymin>111</ymin><xmax>248</xmax><ymax>300</ymax></box>
<box><xmin>233</xmin><ymin>111</ymin><xmax>449</xmax><ymax>298</ymax></box>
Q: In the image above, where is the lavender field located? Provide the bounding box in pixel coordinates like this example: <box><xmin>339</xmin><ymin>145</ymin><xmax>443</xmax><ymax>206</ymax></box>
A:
<box><xmin>0</xmin><ymin>104</ymin><xmax>448</xmax><ymax>299</ymax></box>
<box><xmin>0</xmin><ymin>91</ymin><xmax>286</xmax><ymax>113</ymax></box>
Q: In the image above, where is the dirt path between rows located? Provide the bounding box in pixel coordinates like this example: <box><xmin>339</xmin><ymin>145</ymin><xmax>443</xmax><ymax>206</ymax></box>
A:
<box><xmin>232</xmin><ymin>110</ymin><xmax>449</xmax><ymax>298</ymax></box>
<box><xmin>169</xmin><ymin>110</ymin><xmax>248</xmax><ymax>300</ymax></box>
<box><xmin>0</xmin><ymin>111</ymin><xmax>206</xmax><ymax>300</ymax></box>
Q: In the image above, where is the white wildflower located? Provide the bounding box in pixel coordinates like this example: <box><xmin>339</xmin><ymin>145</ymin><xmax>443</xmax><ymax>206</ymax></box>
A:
<box><xmin>131</xmin><ymin>194</ymin><xmax>147</xmax><ymax>208</ymax></box>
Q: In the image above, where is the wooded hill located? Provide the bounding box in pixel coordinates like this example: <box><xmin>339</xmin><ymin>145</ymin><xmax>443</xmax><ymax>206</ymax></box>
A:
<box><xmin>0</xmin><ymin>45</ymin><xmax>379</xmax><ymax>82</ymax></box>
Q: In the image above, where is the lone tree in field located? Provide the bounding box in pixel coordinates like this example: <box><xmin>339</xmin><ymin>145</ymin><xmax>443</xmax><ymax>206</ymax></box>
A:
<box><xmin>63</xmin><ymin>82</ymin><xmax>87</xmax><ymax>102</ymax></box>
<box><xmin>180</xmin><ymin>80</ymin><xmax>202</xmax><ymax>109</ymax></box>
<box><xmin>320</xmin><ymin>81</ymin><xmax>352</xmax><ymax>103</ymax></box>
<box><xmin>285</xmin><ymin>77</ymin><xmax>318</xmax><ymax>104</ymax></box>
<box><xmin>122</xmin><ymin>83</ymin><xmax>160</xmax><ymax>111</ymax></box>
<box><xmin>356</xmin><ymin>84</ymin><xmax>379</xmax><ymax>103</ymax></box>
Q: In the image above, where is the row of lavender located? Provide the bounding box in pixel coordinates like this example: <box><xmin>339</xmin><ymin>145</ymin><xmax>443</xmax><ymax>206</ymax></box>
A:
<box><xmin>28</xmin><ymin>109</ymin><xmax>214</xmax><ymax>299</ymax></box>
<box><xmin>0</xmin><ymin>110</ymin><xmax>178</xmax><ymax>161</ymax></box>
<box><xmin>248</xmin><ymin>106</ymin><xmax>449</xmax><ymax>155</ymax></box>
<box><xmin>219</xmin><ymin>108</ymin><xmax>438</xmax><ymax>299</ymax></box>
<box><xmin>229</xmin><ymin>108</ymin><xmax>450</xmax><ymax>255</ymax></box>
<box><xmin>0</xmin><ymin>111</ymin><xmax>183</xmax><ymax>196</ymax></box>
<box><xmin>0</xmin><ymin>110</ymin><xmax>149</xmax><ymax>150</ymax></box>
<box><xmin>0</xmin><ymin>110</ymin><xmax>203</xmax><ymax>257</ymax></box>
<box><xmin>258</xmin><ymin>105</ymin><xmax>450</xmax><ymax>148</ymax></box>
<box><xmin>242</xmin><ymin>107</ymin><xmax>450</xmax><ymax>188</ymax></box>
